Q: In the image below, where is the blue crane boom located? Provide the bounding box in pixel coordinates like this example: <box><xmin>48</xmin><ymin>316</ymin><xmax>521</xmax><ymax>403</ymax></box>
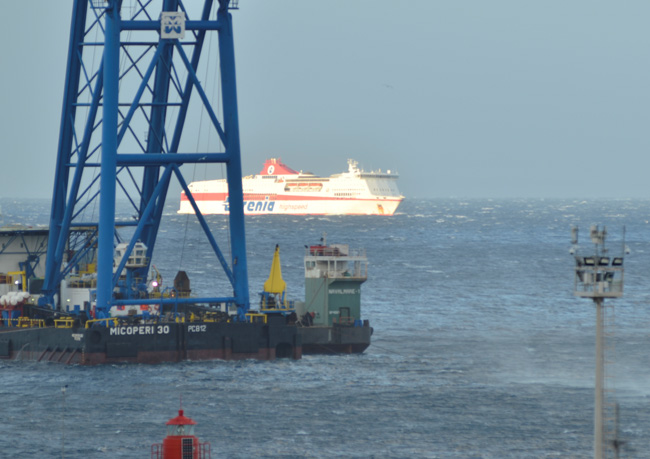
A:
<box><xmin>40</xmin><ymin>0</ymin><xmax>250</xmax><ymax>319</ymax></box>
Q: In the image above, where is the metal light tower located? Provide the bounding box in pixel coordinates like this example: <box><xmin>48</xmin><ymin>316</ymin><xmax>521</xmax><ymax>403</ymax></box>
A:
<box><xmin>572</xmin><ymin>225</ymin><xmax>625</xmax><ymax>459</ymax></box>
<box><xmin>41</xmin><ymin>0</ymin><xmax>250</xmax><ymax>319</ymax></box>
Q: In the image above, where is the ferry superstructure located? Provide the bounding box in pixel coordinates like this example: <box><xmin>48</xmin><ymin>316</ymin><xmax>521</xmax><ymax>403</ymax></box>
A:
<box><xmin>178</xmin><ymin>158</ymin><xmax>404</xmax><ymax>216</ymax></box>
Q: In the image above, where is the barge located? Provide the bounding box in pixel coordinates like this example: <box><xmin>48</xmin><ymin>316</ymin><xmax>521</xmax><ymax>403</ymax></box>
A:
<box><xmin>0</xmin><ymin>1</ymin><xmax>371</xmax><ymax>364</ymax></box>
<box><xmin>0</xmin><ymin>0</ymin><xmax>304</xmax><ymax>364</ymax></box>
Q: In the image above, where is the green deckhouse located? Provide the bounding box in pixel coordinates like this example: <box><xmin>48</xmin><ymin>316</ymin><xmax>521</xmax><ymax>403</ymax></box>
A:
<box><xmin>301</xmin><ymin>240</ymin><xmax>368</xmax><ymax>327</ymax></box>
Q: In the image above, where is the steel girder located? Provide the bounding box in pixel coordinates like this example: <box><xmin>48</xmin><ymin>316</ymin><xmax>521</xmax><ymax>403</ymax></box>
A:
<box><xmin>41</xmin><ymin>0</ymin><xmax>249</xmax><ymax>318</ymax></box>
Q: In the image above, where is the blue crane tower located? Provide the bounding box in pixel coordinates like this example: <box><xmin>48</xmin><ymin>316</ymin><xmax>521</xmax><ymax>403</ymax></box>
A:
<box><xmin>40</xmin><ymin>0</ymin><xmax>250</xmax><ymax>320</ymax></box>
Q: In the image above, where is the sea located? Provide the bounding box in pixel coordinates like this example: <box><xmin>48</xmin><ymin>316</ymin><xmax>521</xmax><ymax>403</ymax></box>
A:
<box><xmin>1</xmin><ymin>197</ymin><xmax>649</xmax><ymax>458</ymax></box>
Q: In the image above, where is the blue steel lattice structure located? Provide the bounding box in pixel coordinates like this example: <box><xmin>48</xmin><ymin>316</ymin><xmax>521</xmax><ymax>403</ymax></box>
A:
<box><xmin>41</xmin><ymin>0</ymin><xmax>250</xmax><ymax>319</ymax></box>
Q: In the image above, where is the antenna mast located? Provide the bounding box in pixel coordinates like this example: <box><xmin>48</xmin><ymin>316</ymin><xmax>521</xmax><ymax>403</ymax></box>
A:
<box><xmin>572</xmin><ymin>225</ymin><xmax>625</xmax><ymax>459</ymax></box>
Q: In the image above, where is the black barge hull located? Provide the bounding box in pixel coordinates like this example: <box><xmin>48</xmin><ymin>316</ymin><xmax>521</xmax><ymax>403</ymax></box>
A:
<box><xmin>299</xmin><ymin>324</ymin><xmax>372</xmax><ymax>355</ymax></box>
<box><xmin>0</xmin><ymin>321</ymin><xmax>301</xmax><ymax>364</ymax></box>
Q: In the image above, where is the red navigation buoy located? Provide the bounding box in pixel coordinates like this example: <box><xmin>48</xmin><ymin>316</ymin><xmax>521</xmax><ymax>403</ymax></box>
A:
<box><xmin>151</xmin><ymin>409</ymin><xmax>211</xmax><ymax>458</ymax></box>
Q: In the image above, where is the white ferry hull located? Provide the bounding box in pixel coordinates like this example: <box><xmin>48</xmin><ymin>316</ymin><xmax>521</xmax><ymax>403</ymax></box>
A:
<box><xmin>178</xmin><ymin>158</ymin><xmax>404</xmax><ymax>216</ymax></box>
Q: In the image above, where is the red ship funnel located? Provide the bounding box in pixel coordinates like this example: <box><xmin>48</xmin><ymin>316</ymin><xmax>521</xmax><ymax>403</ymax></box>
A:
<box><xmin>259</xmin><ymin>158</ymin><xmax>299</xmax><ymax>176</ymax></box>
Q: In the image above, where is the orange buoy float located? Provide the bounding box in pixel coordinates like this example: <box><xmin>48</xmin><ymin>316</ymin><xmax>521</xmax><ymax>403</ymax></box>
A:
<box><xmin>151</xmin><ymin>409</ymin><xmax>211</xmax><ymax>458</ymax></box>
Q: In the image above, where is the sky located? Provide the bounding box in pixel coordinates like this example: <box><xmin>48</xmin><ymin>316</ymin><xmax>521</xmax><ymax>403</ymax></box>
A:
<box><xmin>1</xmin><ymin>1</ymin><xmax>650</xmax><ymax>200</ymax></box>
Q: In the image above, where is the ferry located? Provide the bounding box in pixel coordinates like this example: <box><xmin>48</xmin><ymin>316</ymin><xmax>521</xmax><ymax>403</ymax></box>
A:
<box><xmin>178</xmin><ymin>158</ymin><xmax>404</xmax><ymax>216</ymax></box>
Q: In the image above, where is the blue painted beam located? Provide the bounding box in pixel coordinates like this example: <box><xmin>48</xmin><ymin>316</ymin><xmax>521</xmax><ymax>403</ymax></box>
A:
<box><xmin>117</xmin><ymin>153</ymin><xmax>228</xmax><ymax>165</ymax></box>
<box><xmin>173</xmin><ymin>41</ymin><xmax>226</xmax><ymax>144</ymax></box>
<box><xmin>111</xmin><ymin>166</ymin><xmax>174</xmax><ymax>290</ymax></box>
<box><xmin>51</xmin><ymin>64</ymin><xmax>104</xmax><ymax>291</ymax></box>
<box><xmin>96</xmin><ymin>0</ymin><xmax>120</xmax><ymax>314</ymax></box>
<box><xmin>70</xmin><ymin>222</ymin><xmax>139</xmax><ymax>227</ymax></box>
<box><xmin>173</xmin><ymin>165</ymin><xmax>235</xmax><ymax>285</ymax></box>
<box><xmin>43</xmin><ymin>0</ymin><xmax>89</xmax><ymax>303</ymax></box>
<box><xmin>137</xmin><ymin>0</ymin><xmax>179</xmax><ymax>285</ymax></box>
<box><xmin>217</xmin><ymin>5</ymin><xmax>249</xmax><ymax>319</ymax></box>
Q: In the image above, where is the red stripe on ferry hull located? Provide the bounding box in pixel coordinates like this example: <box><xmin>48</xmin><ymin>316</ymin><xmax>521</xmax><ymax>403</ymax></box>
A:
<box><xmin>180</xmin><ymin>191</ymin><xmax>403</xmax><ymax>215</ymax></box>
<box><xmin>181</xmin><ymin>192</ymin><xmax>402</xmax><ymax>203</ymax></box>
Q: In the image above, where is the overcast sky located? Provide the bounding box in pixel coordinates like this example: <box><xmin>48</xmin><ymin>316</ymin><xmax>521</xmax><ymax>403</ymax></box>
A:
<box><xmin>2</xmin><ymin>1</ymin><xmax>650</xmax><ymax>200</ymax></box>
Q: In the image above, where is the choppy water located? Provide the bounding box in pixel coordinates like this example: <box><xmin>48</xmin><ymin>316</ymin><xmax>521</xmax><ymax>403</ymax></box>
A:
<box><xmin>1</xmin><ymin>198</ymin><xmax>650</xmax><ymax>457</ymax></box>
